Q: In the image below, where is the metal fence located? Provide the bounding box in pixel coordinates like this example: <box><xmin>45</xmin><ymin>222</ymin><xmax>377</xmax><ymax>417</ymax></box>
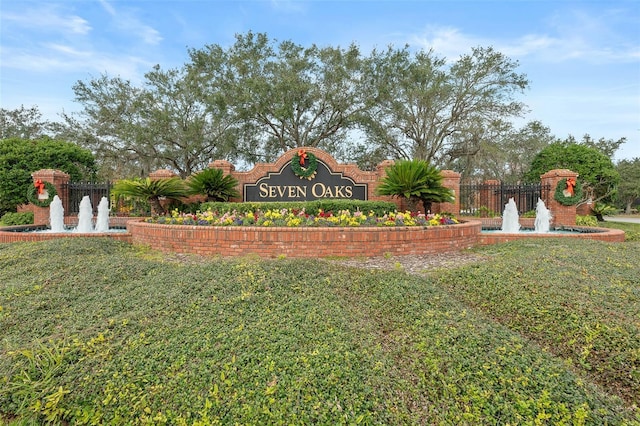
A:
<box><xmin>459</xmin><ymin>182</ymin><xmax>551</xmax><ymax>216</ymax></box>
<box><xmin>62</xmin><ymin>182</ymin><xmax>111</xmax><ymax>215</ymax></box>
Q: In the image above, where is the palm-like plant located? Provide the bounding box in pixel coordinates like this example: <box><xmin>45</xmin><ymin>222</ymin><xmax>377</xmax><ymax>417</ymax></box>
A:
<box><xmin>376</xmin><ymin>159</ymin><xmax>454</xmax><ymax>213</ymax></box>
<box><xmin>111</xmin><ymin>177</ymin><xmax>188</xmax><ymax>215</ymax></box>
<box><xmin>187</xmin><ymin>168</ymin><xmax>240</xmax><ymax>202</ymax></box>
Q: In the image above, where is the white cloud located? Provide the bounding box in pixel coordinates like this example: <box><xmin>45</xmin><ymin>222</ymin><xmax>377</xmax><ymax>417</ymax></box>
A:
<box><xmin>2</xmin><ymin>5</ymin><xmax>91</xmax><ymax>35</ymax></box>
<box><xmin>408</xmin><ymin>7</ymin><xmax>638</xmax><ymax>65</ymax></box>
<box><xmin>98</xmin><ymin>0</ymin><xmax>163</xmax><ymax>45</ymax></box>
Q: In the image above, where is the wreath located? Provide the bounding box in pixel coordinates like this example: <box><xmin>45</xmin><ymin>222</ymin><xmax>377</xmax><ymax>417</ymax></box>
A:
<box><xmin>26</xmin><ymin>180</ymin><xmax>57</xmax><ymax>207</ymax></box>
<box><xmin>553</xmin><ymin>178</ymin><xmax>582</xmax><ymax>206</ymax></box>
<box><xmin>291</xmin><ymin>149</ymin><xmax>318</xmax><ymax>180</ymax></box>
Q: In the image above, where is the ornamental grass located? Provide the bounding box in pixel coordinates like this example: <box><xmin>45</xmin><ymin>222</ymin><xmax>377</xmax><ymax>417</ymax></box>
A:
<box><xmin>145</xmin><ymin>208</ymin><xmax>459</xmax><ymax>227</ymax></box>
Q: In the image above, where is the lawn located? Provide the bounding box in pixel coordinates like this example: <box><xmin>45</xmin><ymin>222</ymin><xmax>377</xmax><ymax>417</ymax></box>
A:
<box><xmin>0</xmin><ymin>224</ymin><xmax>638</xmax><ymax>424</ymax></box>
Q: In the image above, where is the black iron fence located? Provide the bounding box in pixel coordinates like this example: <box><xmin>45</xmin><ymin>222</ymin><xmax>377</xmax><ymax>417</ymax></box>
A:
<box><xmin>459</xmin><ymin>182</ymin><xmax>551</xmax><ymax>216</ymax></box>
<box><xmin>62</xmin><ymin>182</ymin><xmax>111</xmax><ymax>215</ymax></box>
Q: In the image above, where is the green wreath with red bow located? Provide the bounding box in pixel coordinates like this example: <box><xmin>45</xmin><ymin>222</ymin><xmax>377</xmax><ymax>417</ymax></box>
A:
<box><xmin>291</xmin><ymin>149</ymin><xmax>318</xmax><ymax>180</ymax></box>
<box><xmin>26</xmin><ymin>179</ymin><xmax>57</xmax><ymax>207</ymax></box>
<box><xmin>554</xmin><ymin>178</ymin><xmax>582</xmax><ymax>206</ymax></box>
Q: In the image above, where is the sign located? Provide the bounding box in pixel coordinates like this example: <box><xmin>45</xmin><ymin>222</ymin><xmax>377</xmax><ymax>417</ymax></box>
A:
<box><xmin>244</xmin><ymin>159</ymin><xmax>367</xmax><ymax>202</ymax></box>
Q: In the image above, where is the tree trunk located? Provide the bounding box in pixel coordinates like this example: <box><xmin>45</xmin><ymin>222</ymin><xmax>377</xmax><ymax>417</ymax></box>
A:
<box><xmin>149</xmin><ymin>197</ymin><xmax>166</xmax><ymax>215</ymax></box>
<box><xmin>405</xmin><ymin>196</ymin><xmax>419</xmax><ymax>213</ymax></box>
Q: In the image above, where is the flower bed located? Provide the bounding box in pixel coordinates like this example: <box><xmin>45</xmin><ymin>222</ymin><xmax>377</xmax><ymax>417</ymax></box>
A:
<box><xmin>145</xmin><ymin>208</ymin><xmax>459</xmax><ymax>227</ymax></box>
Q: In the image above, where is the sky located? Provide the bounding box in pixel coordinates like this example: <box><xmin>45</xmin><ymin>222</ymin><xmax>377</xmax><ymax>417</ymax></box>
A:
<box><xmin>1</xmin><ymin>0</ymin><xmax>639</xmax><ymax>161</ymax></box>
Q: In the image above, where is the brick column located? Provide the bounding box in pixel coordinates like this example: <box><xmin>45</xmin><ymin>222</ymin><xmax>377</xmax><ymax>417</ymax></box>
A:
<box><xmin>209</xmin><ymin>160</ymin><xmax>235</xmax><ymax>175</ymax></box>
<box><xmin>541</xmin><ymin>169</ymin><xmax>579</xmax><ymax>226</ymax></box>
<box><xmin>30</xmin><ymin>169</ymin><xmax>70</xmax><ymax>225</ymax></box>
<box><xmin>432</xmin><ymin>170</ymin><xmax>461</xmax><ymax>215</ymax></box>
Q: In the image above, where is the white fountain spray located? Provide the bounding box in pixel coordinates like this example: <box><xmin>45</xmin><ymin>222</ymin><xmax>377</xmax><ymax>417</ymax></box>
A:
<box><xmin>49</xmin><ymin>195</ymin><xmax>66</xmax><ymax>232</ymax></box>
<box><xmin>534</xmin><ymin>198</ymin><xmax>552</xmax><ymax>233</ymax></box>
<box><xmin>74</xmin><ymin>195</ymin><xmax>94</xmax><ymax>233</ymax></box>
<box><xmin>501</xmin><ymin>198</ymin><xmax>521</xmax><ymax>233</ymax></box>
<box><xmin>95</xmin><ymin>197</ymin><xmax>111</xmax><ymax>233</ymax></box>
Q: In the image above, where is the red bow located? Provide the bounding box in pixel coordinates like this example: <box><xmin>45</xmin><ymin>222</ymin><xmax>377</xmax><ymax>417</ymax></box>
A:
<box><xmin>566</xmin><ymin>178</ymin><xmax>576</xmax><ymax>196</ymax></box>
<box><xmin>298</xmin><ymin>149</ymin><xmax>308</xmax><ymax>166</ymax></box>
<box><xmin>34</xmin><ymin>179</ymin><xmax>45</xmax><ymax>195</ymax></box>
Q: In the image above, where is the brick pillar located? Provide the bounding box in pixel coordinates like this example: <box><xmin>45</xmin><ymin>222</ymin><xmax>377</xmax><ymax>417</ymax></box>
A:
<box><xmin>149</xmin><ymin>169</ymin><xmax>178</xmax><ymax>180</ymax></box>
<box><xmin>480</xmin><ymin>180</ymin><xmax>500</xmax><ymax>217</ymax></box>
<box><xmin>432</xmin><ymin>170</ymin><xmax>461</xmax><ymax>215</ymax></box>
<box><xmin>30</xmin><ymin>169</ymin><xmax>70</xmax><ymax>225</ymax></box>
<box><xmin>541</xmin><ymin>169</ymin><xmax>579</xmax><ymax>226</ymax></box>
<box><xmin>209</xmin><ymin>160</ymin><xmax>235</xmax><ymax>175</ymax></box>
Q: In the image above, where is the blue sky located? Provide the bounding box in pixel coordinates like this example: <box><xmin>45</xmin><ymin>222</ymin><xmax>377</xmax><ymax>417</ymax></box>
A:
<box><xmin>1</xmin><ymin>0</ymin><xmax>639</xmax><ymax>161</ymax></box>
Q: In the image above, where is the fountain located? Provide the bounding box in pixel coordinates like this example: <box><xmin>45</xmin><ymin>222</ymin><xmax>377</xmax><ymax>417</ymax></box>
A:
<box><xmin>534</xmin><ymin>198</ymin><xmax>552</xmax><ymax>233</ymax></box>
<box><xmin>44</xmin><ymin>195</ymin><xmax>115</xmax><ymax>233</ymax></box>
<box><xmin>501</xmin><ymin>198</ymin><xmax>521</xmax><ymax>233</ymax></box>
<box><xmin>49</xmin><ymin>195</ymin><xmax>66</xmax><ymax>232</ymax></box>
<box><xmin>74</xmin><ymin>196</ymin><xmax>95</xmax><ymax>233</ymax></box>
<box><xmin>95</xmin><ymin>197</ymin><xmax>111</xmax><ymax>232</ymax></box>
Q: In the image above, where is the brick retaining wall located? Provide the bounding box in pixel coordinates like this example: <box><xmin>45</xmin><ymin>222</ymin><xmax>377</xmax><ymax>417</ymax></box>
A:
<box><xmin>127</xmin><ymin>220</ymin><xmax>483</xmax><ymax>258</ymax></box>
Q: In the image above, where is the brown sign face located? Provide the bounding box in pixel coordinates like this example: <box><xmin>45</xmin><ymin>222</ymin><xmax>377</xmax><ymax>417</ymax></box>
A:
<box><xmin>244</xmin><ymin>160</ymin><xmax>367</xmax><ymax>202</ymax></box>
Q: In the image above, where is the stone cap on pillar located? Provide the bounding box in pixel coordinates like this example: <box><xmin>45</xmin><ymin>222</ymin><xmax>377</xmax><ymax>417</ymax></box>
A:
<box><xmin>541</xmin><ymin>169</ymin><xmax>579</xmax><ymax>179</ymax></box>
<box><xmin>149</xmin><ymin>169</ymin><xmax>178</xmax><ymax>180</ymax></box>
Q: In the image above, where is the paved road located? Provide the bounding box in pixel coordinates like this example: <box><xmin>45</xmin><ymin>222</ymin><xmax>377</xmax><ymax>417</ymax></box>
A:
<box><xmin>604</xmin><ymin>216</ymin><xmax>640</xmax><ymax>224</ymax></box>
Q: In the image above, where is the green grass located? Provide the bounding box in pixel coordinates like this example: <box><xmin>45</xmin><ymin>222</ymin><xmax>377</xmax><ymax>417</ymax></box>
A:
<box><xmin>0</xmin><ymin>226</ymin><xmax>638</xmax><ymax>424</ymax></box>
<box><xmin>597</xmin><ymin>219</ymin><xmax>640</xmax><ymax>241</ymax></box>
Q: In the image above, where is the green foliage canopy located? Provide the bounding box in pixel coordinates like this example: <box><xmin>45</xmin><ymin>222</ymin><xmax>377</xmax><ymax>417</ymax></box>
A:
<box><xmin>525</xmin><ymin>140</ymin><xmax>620</xmax><ymax>202</ymax></box>
<box><xmin>189</xmin><ymin>31</ymin><xmax>367</xmax><ymax>163</ymax></box>
<box><xmin>361</xmin><ymin>46</ymin><xmax>529</xmax><ymax>166</ymax></box>
<box><xmin>0</xmin><ymin>137</ymin><xmax>96</xmax><ymax>215</ymax></box>
<box><xmin>616</xmin><ymin>158</ymin><xmax>640</xmax><ymax>213</ymax></box>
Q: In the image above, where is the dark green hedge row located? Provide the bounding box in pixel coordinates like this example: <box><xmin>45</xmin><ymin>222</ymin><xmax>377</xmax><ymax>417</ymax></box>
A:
<box><xmin>200</xmin><ymin>200</ymin><xmax>398</xmax><ymax>216</ymax></box>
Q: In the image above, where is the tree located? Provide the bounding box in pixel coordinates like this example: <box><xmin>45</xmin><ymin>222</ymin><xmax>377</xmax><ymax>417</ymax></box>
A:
<box><xmin>63</xmin><ymin>64</ymin><xmax>239</xmax><ymax>179</ymax></box>
<box><xmin>187</xmin><ymin>168</ymin><xmax>240</xmax><ymax>202</ymax></box>
<box><xmin>111</xmin><ymin>177</ymin><xmax>188</xmax><ymax>215</ymax></box>
<box><xmin>524</xmin><ymin>139</ymin><xmax>620</xmax><ymax>203</ymax></box>
<box><xmin>360</xmin><ymin>46</ymin><xmax>529</xmax><ymax>166</ymax></box>
<box><xmin>450</xmin><ymin>120</ymin><xmax>554</xmax><ymax>183</ymax></box>
<box><xmin>189</xmin><ymin>32</ymin><xmax>367</xmax><ymax>163</ymax></box>
<box><xmin>0</xmin><ymin>105</ymin><xmax>52</xmax><ymax>140</ymax></box>
<box><xmin>376</xmin><ymin>159</ymin><xmax>454</xmax><ymax>213</ymax></box>
<box><xmin>0</xmin><ymin>137</ymin><xmax>96</xmax><ymax>215</ymax></box>
<box><xmin>616</xmin><ymin>158</ymin><xmax>640</xmax><ymax>214</ymax></box>
<box><xmin>578</xmin><ymin>134</ymin><xmax>626</xmax><ymax>158</ymax></box>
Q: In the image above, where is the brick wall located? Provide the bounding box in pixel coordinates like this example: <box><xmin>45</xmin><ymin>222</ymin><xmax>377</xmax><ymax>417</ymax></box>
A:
<box><xmin>210</xmin><ymin>148</ymin><xmax>460</xmax><ymax>214</ymax></box>
<box><xmin>128</xmin><ymin>220</ymin><xmax>482</xmax><ymax>258</ymax></box>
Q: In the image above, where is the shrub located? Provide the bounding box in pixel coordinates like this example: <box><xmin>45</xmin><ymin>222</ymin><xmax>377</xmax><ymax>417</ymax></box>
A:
<box><xmin>576</xmin><ymin>215</ymin><xmax>598</xmax><ymax>227</ymax></box>
<box><xmin>200</xmin><ymin>200</ymin><xmax>398</xmax><ymax>217</ymax></box>
<box><xmin>375</xmin><ymin>159</ymin><xmax>453</xmax><ymax>212</ymax></box>
<box><xmin>0</xmin><ymin>211</ymin><xmax>34</xmax><ymax>226</ymax></box>
<box><xmin>111</xmin><ymin>177</ymin><xmax>188</xmax><ymax>215</ymax></box>
<box><xmin>186</xmin><ymin>168</ymin><xmax>240</xmax><ymax>202</ymax></box>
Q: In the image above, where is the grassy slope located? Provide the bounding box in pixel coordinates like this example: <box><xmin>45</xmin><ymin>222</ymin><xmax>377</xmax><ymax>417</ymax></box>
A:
<box><xmin>0</xmin><ymin>231</ymin><xmax>638</xmax><ymax>424</ymax></box>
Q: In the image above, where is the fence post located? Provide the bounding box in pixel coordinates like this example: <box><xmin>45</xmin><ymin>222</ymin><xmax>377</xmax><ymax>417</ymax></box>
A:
<box><xmin>540</xmin><ymin>169</ymin><xmax>579</xmax><ymax>226</ymax></box>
